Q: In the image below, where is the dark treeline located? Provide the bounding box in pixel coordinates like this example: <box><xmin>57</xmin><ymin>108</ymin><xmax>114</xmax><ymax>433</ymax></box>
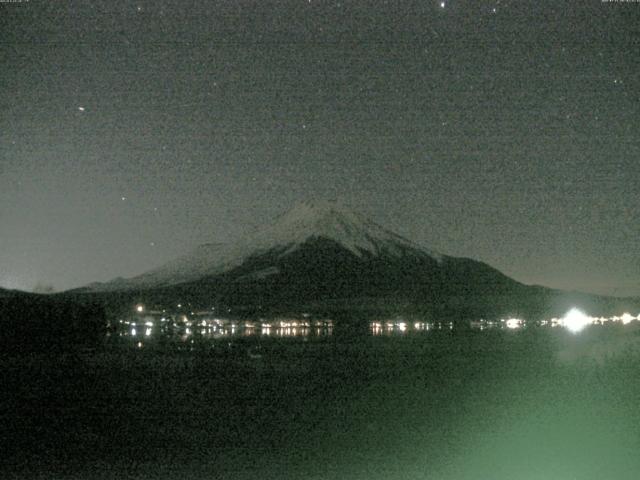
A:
<box><xmin>0</xmin><ymin>293</ymin><xmax>106</xmax><ymax>353</ymax></box>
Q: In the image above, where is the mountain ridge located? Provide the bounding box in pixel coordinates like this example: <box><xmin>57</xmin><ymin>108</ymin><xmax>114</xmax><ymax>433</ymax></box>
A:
<box><xmin>85</xmin><ymin>201</ymin><xmax>446</xmax><ymax>292</ymax></box>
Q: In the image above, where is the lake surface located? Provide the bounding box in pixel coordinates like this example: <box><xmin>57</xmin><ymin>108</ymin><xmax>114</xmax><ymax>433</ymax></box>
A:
<box><xmin>2</xmin><ymin>323</ymin><xmax>640</xmax><ymax>479</ymax></box>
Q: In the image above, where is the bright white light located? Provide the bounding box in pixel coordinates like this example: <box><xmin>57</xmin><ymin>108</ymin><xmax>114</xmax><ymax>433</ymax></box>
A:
<box><xmin>620</xmin><ymin>312</ymin><xmax>634</xmax><ymax>325</ymax></box>
<box><xmin>505</xmin><ymin>318</ymin><xmax>522</xmax><ymax>330</ymax></box>
<box><xmin>145</xmin><ymin>328</ymin><xmax>152</xmax><ymax>336</ymax></box>
<box><xmin>78</xmin><ymin>106</ymin><xmax>85</xmax><ymax>111</ymax></box>
<box><xmin>131</xmin><ymin>328</ymin><xmax>137</xmax><ymax>336</ymax></box>
<box><xmin>562</xmin><ymin>308</ymin><xmax>591</xmax><ymax>333</ymax></box>
<box><xmin>440</xmin><ymin>1</ymin><xmax>445</xmax><ymax>7</ymax></box>
<box><xmin>136</xmin><ymin>305</ymin><xmax>144</xmax><ymax>313</ymax></box>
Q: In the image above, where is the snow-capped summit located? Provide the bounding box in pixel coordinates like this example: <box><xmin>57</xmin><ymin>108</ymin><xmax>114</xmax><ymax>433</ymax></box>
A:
<box><xmin>253</xmin><ymin>200</ymin><xmax>442</xmax><ymax>260</ymax></box>
<box><xmin>85</xmin><ymin>201</ymin><xmax>445</xmax><ymax>291</ymax></box>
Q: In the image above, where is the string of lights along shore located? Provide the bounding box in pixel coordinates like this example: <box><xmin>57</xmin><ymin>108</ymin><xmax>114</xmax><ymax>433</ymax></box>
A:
<box><xmin>1</xmin><ymin>0</ymin><xmax>638</xmax><ymax>297</ymax></box>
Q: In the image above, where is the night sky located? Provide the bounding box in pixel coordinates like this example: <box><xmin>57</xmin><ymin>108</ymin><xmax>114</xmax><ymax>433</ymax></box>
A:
<box><xmin>1</xmin><ymin>0</ymin><xmax>639</xmax><ymax>296</ymax></box>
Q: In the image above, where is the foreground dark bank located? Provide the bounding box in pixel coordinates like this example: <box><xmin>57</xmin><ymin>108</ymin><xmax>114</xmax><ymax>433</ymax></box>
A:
<box><xmin>0</xmin><ymin>292</ymin><xmax>105</xmax><ymax>354</ymax></box>
<box><xmin>2</xmin><ymin>325</ymin><xmax>640</xmax><ymax>480</ymax></box>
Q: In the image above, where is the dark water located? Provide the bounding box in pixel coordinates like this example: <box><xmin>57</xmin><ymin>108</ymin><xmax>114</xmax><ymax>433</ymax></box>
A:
<box><xmin>2</xmin><ymin>325</ymin><xmax>640</xmax><ymax>479</ymax></box>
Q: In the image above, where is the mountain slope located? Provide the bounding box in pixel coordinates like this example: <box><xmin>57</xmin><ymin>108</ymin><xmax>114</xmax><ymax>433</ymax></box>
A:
<box><xmin>170</xmin><ymin>236</ymin><xmax>528</xmax><ymax>309</ymax></box>
<box><xmin>87</xmin><ymin>201</ymin><xmax>445</xmax><ymax>291</ymax></box>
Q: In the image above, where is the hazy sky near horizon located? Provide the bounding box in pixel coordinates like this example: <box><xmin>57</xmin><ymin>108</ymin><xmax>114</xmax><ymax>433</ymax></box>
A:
<box><xmin>1</xmin><ymin>0</ymin><xmax>639</xmax><ymax>296</ymax></box>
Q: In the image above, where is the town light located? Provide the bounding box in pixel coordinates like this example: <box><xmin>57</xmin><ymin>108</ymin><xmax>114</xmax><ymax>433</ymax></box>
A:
<box><xmin>620</xmin><ymin>312</ymin><xmax>634</xmax><ymax>325</ymax></box>
<box><xmin>562</xmin><ymin>308</ymin><xmax>591</xmax><ymax>333</ymax></box>
<box><xmin>505</xmin><ymin>318</ymin><xmax>522</xmax><ymax>330</ymax></box>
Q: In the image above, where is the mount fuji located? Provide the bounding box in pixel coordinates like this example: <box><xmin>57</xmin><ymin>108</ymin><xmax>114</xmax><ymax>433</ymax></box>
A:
<box><xmin>89</xmin><ymin>201</ymin><xmax>443</xmax><ymax>289</ymax></box>
<box><xmin>79</xmin><ymin>201</ymin><xmax>542</xmax><ymax>314</ymax></box>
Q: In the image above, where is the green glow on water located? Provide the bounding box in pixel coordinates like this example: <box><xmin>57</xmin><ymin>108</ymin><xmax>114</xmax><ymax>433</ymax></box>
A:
<box><xmin>3</xmin><ymin>327</ymin><xmax>640</xmax><ymax>479</ymax></box>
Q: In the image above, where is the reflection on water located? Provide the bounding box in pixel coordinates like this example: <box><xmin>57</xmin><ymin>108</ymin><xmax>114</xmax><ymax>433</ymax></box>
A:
<box><xmin>116</xmin><ymin>316</ymin><xmax>335</xmax><ymax>347</ymax></box>
<box><xmin>15</xmin><ymin>308</ymin><xmax>640</xmax><ymax>480</ymax></box>
<box><xmin>369</xmin><ymin>320</ymin><xmax>453</xmax><ymax>335</ymax></box>
<box><xmin>117</xmin><ymin>316</ymin><xmax>457</xmax><ymax>345</ymax></box>
<box><xmin>111</xmin><ymin>307</ymin><xmax>640</xmax><ymax>349</ymax></box>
